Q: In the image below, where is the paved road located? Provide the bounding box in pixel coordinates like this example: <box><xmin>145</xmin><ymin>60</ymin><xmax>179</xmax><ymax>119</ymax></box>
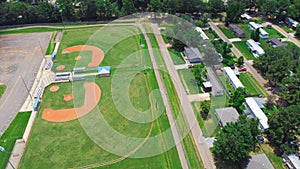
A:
<box><xmin>139</xmin><ymin>25</ymin><xmax>189</xmax><ymax>169</ymax></box>
<box><xmin>209</xmin><ymin>22</ymin><xmax>274</xmax><ymax>97</ymax></box>
<box><xmin>0</xmin><ymin>32</ymin><xmax>51</xmax><ymax>136</ymax></box>
<box><xmin>152</xmin><ymin>23</ymin><xmax>216</xmax><ymax>169</ymax></box>
<box><xmin>263</xmin><ymin>22</ymin><xmax>300</xmax><ymax>48</ymax></box>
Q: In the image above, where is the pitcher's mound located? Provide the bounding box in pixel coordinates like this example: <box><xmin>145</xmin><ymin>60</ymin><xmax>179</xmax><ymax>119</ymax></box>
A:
<box><xmin>56</xmin><ymin>65</ymin><xmax>65</xmax><ymax>70</ymax></box>
<box><xmin>64</xmin><ymin>94</ymin><xmax>74</xmax><ymax>101</ymax></box>
<box><xmin>75</xmin><ymin>56</ymin><xmax>82</xmax><ymax>60</ymax></box>
<box><xmin>50</xmin><ymin>86</ymin><xmax>59</xmax><ymax>92</ymax></box>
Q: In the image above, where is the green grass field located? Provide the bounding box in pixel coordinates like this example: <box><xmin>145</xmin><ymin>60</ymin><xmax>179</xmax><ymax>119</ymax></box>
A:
<box><xmin>45</xmin><ymin>31</ymin><xmax>57</xmax><ymax>55</ymax></box>
<box><xmin>168</xmin><ymin>48</ymin><xmax>185</xmax><ymax>65</ymax></box>
<box><xmin>218</xmin><ymin>25</ymin><xmax>236</xmax><ymax>39</ymax></box>
<box><xmin>0</xmin><ymin>27</ymin><xmax>62</xmax><ymax>34</ymax></box>
<box><xmin>264</xmin><ymin>28</ymin><xmax>284</xmax><ymax>39</ymax></box>
<box><xmin>20</xmin><ymin>26</ymin><xmax>183</xmax><ymax>169</ymax></box>
<box><xmin>233</xmin><ymin>41</ymin><xmax>256</xmax><ymax>60</ymax></box>
<box><xmin>239</xmin><ymin>72</ymin><xmax>267</xmax><ymax>96</ymax></box>
<box><xmin>0</xmin><ymin>111</ymin><xmax>31</xmax><ymax>169</ymax></box>
<box><xmin>0</xmin><ymin>85</ymin><xmax>6</xmax><ymax>99</ymax></box>
<box><xmin>178</xmin><ymin>69</ymin><xmax>203</xmax><ymax>94</ymax></box>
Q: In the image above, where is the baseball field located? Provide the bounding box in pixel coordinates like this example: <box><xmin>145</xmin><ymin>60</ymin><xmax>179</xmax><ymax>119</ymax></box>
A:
<box><xmin>20</xmin><ymin>26</ymin><xmax>182</xmax><ymax>168</ymax></box>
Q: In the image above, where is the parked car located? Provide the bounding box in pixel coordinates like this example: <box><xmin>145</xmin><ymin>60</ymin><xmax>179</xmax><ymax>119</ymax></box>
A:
<box><xmin>238</xmin><ymin>67</ymin><xmax>247</xmax><ymax>72</ymax></box>
<box><xmin>256</xmin><ymin>136</ymin><xmax>265</xmax><ymax>143</ymax></box>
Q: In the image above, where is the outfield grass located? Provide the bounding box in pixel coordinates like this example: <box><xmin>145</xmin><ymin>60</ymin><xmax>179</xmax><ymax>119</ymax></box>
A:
<box><xmin>20</xmin><ymin>27</ymin><xmax>182</xmax><ymax>169</ymax></box>
<box><xmin>0</xmin><ymin>111</ymin><xmax>31</xmax><ymax>169</ymax></box>
<box><xmin>218</xmin><ymin>25</ymin><xmax>236</xmax><ymax>39</ymax></box>
<box><xmin>0</xmin><ymin>85</ymin><xmax>6</xmax><ymax>99</ymax></box>
<box><xmin>168</xmin><ymin>48</ymin><xmax>185</xmax><ymax>65</ymax></box>
<box><xmin>178</xmin><ymin>69</ymin><xmax>203</xmax><ymax>94</ymax></box>
<box><xmin>239</xmin><ymin>72</ymin><xmax>267</xmax><ymax>96</ymax></box>
<box><xmin>233</xmin><ymin>41</ymin><xmax>256</xmax><ymax>60</ymax></box>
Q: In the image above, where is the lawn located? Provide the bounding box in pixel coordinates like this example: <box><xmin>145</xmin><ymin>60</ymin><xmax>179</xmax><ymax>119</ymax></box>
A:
<box><xmin>264</xmin><ymin>28</ymin><xmax>284</xmax><ymax>39</ymax></box>
<box><xmin>239</xmin><ymin>72</ymin><xmax>267</xmax><ymax>97</ymax></box>
<box><xmin>218</xmin><ymin>25</ymin><xmax>236</xmax><ymax>39</ymax></box>
<box><xmin>20</xmin><ymin>27</ymin><xmax>182</xmax><ymax>169</ymax></box>
<box><xmin>0</xmin><ymin>111</ymin><xmax>31</xmax><ymax>169</ymax></box>
<box><xmin>204</xmin><ymin>30</ymin><xmax>218</xmax><ymax>39</ymax></box>
<box><xmin>0</xmin><ymin>27</ymin><xmax>62</xmax><ymax>34</ymax></box>
<box><xmin>233</xmin><ymin>41</ymin><xmax>256</xmax><ymax>60</ymax></box>
<box><xmin>178</xmin><ymin>69</ymin><xmax>203</xmax><ymax>94</ymax></box>
<box><xmin>0</xmin><ymin>85</ymin><xmax>6</xmax><ymax>99</ymax></box>
<box><xmin>168</xmin><ymin>48</ymin><xmax>185</xmax><ymax>65</ymax></box>
<box><xmin>280</xmin><ymin>25</ymin><xmax>295</xmax><ymax>34</ymax></box>
<box><xmin>45</xmin><ymin>31</ymin><xmax>57</xmax><ymax>55</ymax></box>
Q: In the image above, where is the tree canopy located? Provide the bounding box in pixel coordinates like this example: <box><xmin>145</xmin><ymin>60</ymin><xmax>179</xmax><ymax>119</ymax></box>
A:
<box><xmin>229</xmin><ymin>87</ymin><xmax>246</xmax><ymax>113</ymax></box>
<box><xmin>267</xmin><ymin>104</ymin><xmax>300</xmax><ymax>152</ymax></box>
<box><xmin>213</xmin><ymin>115</ymin><xmax>260</xmax><ymax>163</ymax></box>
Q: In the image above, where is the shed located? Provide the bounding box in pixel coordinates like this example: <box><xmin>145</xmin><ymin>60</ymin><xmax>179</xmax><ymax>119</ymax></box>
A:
<box><xmin>215</xmin><ymin>107</ymin><xmax>239</xmax><ymax>127</ymax></box>
<box><xmin>268</xmin><ymin>38</ymin><xmax>287</xmax><ymax>48</ymax></box>
<box><xmin>202</xmin><ymin>81</ymin><xmax>212</xmax><ymax>92</ymax></box>
<box><xmin>229</xmin><ymin>24</ymin><xmax>245</xmax><ymax>38</ymax></box>
<box><xmin>184</xmin><ymin>47</ymin><xmax>203</xmax><ymax>63</ymax></box>
<box><xmin>242</xmin><ymin>154</ymin><xmax>274</xmax><ymax>169</ymax></box>
<box><xmin>98</xmin><ymin>66</ymin><xmax>111</xmax><ymax>77</ymax></box>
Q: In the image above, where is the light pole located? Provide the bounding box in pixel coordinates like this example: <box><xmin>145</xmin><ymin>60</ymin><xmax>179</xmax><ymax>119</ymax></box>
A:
<box><xmin>59</xmin><ymin>9</ymin><xmax>66</xmax><ymax>30</ymax></box>
<box><xmin>20</xmin><ymin>76</ymin><xmax>33</xmax><ymax>101</ymax></box>
<box><xmin>0</xmin><ymin>146</ymin><xmax>16</xmax><ymax>169</ymax></box>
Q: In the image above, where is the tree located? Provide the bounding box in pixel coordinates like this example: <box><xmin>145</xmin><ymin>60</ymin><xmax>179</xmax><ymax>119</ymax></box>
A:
<box><xmin>279</xmin><ymin>74</ymin><xmax>300</xmax><ymax>105</ymax></box>
<box><xmin>172</xmin><ymin>39</ymin><xmax>185</xmax><ymax>52</ymax></box>
<box><xmin>147</xmin><ymin>0</ymin><xmax>162</xmax><ymax>12</ymax></box>
<box><xmin>265</xmin><ymin>95</ymin><xmax>276</xmax><ymax>109</ymax></box>
<box><xmin>295</xmin><ymin>24</ymin><xmax>300</xmax><ymax>37</ymax></box>
<box><xmin>121</xmin><ymin>0</ymin><xmax>136</xmax><ymax>16</ymax></box>
<box><xmin>289</xmin><ymin>0</ymin><xmax>300</xmax><ymax>21</ymax></box>
<box><xmin>200</xmin><ymin>100</ymin><xmax>211</xmax><ymax>119</ymax></box>
<box><xmin>229</xmin><ymin>87</ymin><xmax>246</xmax><ymax>113</ymax></box>
<box><xmin>237</xmin><ymin>56</ymin><xmax>244</xmax><ymax>67</ymax></box>
<box><xmin>162</xmin><ymin>0</ymin><xmax>179</xmax><ymax>14</ymax></box>
<box><xmin>251</xmin><ymin>28</ymin><xmax>260</xmax><ymax>42</ymax></box>
<box><xmin>191</xmin><ymin>64</ymin><xmax>207</xmax><ymax>84</ymax></box>
<box><xmin>225</xmin><ymin>2</ymin><xmax>245</xmax><ymax>23</ymax></box>
<box><xmin>208</xmin><ymin>0</ymin><xmax>225</xmax><ymax>16</ymax></box>
<box><xmin>213</xmin><ymin>116</ymin><xmax>258</xmax><ymax>163</ymax></box>
<box><xmin>57</xmin><ymin>0</ymin><xmax>76</xmax><ymax>21</ymax></box>
<box><xmin>267</xmin><ymin>104</ymin><xmax>300</xmax><ymax>152</ymax></box>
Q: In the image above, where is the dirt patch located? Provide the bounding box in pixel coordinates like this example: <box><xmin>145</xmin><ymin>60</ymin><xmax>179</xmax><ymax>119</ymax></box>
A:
<box><xmin>56</xmin><ymin>65</ymin><xmax>65</xmax><ymax>71</ymax></box>
<box><xmin>64</xmin><ymin>94</ymin><xmax>74</xmax><ymax>101</ymax></box>
<box><xmin>75</xmin><ymin>56</ymin><xmax>82</xmax><ymax>61</ymax></box>
<box><xmin>50</xmin><ymin>86</ymin><xmax>59</xmax><ymax>92</ymax></box>
<box><xmin>62</xmin><ymin>45</ymin><xmax>104</xmax><ymax>67</ymax></box>
<box><xmin>42</xmin><ymin>83</ymin><xmax>101</xmax><ymax>122</ymax></box>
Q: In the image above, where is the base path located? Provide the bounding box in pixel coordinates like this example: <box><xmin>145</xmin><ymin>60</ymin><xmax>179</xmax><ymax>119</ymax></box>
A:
<box><xmin>62</xmin><ymin>45</ymin><xmax>104</xmax><ymax>67</ymax></box>
<box><xmin>42</xmin><ymin>83</ymin><xmax>101</xmax><ymax>122</ymax></box>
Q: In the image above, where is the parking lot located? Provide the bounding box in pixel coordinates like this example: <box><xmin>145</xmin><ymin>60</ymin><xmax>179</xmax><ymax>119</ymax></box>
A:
<box><xmin>0</xmin><ymin>32</ymin><xmax>52</xmax><ymax>136</ymax></box>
